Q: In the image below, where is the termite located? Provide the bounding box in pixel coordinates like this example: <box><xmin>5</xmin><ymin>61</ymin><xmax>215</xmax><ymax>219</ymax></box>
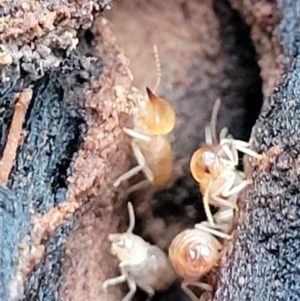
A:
<box><xmin>168</xmin><ymin>99</ymin><xmax>262</xmax><ymax>300</ymax></box>
<box><xmin>189</xmin><ymin>98</ymin><xmax>262</xmax><ymax>226</ymax></box>
<box><xmin>169</xmin><ymin>207</ymin><xmax>233</xmax><ymax>301</ymax></box>
<box><xmin>102</xmin><ymin>202</ymin><xmax>177</xmax><ymax>301</ymax></box>
<box><xmin>113</xmin><ymin>45</ymin><xmax>176</xmax><ymax>191</ymax></box>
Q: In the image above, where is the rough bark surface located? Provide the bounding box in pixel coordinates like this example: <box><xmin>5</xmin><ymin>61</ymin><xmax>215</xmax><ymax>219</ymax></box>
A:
<box><xmin>0</xmin><ymin>1</ymin><xmax>135</xmax><ymax>300</ymax></box>
<box><xmin>213</xmin><ymin>1</ymin><xmax>300</xmax><ymax>301</ymax></box>
<box><xmin>0</xmin><ymin>0</ymin><xmax>110</xmax><ymax>83</ymax></box>
<box><xmin>214</xmin><ymin>55</ymin><xmax>300</xmax><ymax>301</ymax></box>
<box><xmin>0</xmin><ymin>184</ymin><xmax>20</xmax><ymax>301</ymax></box>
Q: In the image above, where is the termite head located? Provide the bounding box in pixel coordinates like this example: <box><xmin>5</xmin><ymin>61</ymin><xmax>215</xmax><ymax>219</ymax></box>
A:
<box><xmin>169</xmin><ymin>229</ymin><xmax>220</xmax><ymax>281</ymax></box>
<box><xmin>190</xmin><ymin>146</ymin><xmax>222</xmax><ymax>184</ymax></box>
<box><xmin>139</xmin><ymin>87</ymin><xmax>176</xmax><ymax>136</ymax></box>
<box><xmin>108</xmin><ymin>202</ymin><xmax>149</xmax><ymax>265</ymax></box>
<box><xmin>108</xmin><ymin>232</ymin><xmax>148</xmax><ymax>264</ymax></box>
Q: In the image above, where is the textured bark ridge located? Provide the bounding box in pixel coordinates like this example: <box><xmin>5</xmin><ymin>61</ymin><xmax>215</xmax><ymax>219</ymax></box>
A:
<box><xmin>0</xmin><ymin>65</ymin><xmax>85</xmax><ymax>301</ymax></box>
<box><xmin>0</xmin><ymin>183</ymin><xmax>20</xmax><ymax>301</ymax></box>
<box><xmin>0</xmin><ymin>58</ymin><xmax>84</xmax><ymax>300</ymax></box>
<box><xmin>9</xmin><ymin>68</ymin><xmax>84</xmax><ymax>301</ymax></box>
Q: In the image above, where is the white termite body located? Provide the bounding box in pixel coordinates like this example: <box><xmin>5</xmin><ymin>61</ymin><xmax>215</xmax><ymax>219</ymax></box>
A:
<box><xmin>103</xmin><ymin>202</ymin><xmax>177</xmax><ymax>301</ymax></box>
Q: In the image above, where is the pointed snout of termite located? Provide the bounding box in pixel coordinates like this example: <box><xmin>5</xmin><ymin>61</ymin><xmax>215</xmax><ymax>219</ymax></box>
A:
<box><xmin>146</xmin><ymin>87</ymin><xmax>157</xmax><ymax>102</ymax></box>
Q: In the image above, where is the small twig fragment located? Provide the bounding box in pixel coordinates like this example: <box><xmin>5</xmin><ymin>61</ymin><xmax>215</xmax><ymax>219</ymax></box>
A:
<box><xmin>0</xmin><ymin>88</ymin><xmax>32</xmax><ymax>184</ymax></box>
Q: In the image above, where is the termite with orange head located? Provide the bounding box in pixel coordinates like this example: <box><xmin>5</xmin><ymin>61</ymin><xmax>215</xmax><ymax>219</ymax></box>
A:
<box><xmin>168</xmin><ymin>207</ymin><xmax>233</xmax><ymax>301</ymax></box>
<box><xmin>189</xmin><ymin>98</ymin><xmax>262</xmax><ymax>227</ymax></box>
<box><xmin>103</xmin><ymin>202</ymin><xmax>177</xmax><ymax>301</ymax></box>
<box><xmin>113</xmin><ymin>45</ymin><xmax>176</xmax><ymax>192</ymax></box>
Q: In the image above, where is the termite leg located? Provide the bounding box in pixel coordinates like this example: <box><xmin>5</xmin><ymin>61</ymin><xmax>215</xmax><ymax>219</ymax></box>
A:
<box><xmin>113</xmin><ymin>165</ymin><xmax>144</xmax><ymax>187</ymax></box>
<box><xmin>122</xmin><ymin>277</ymin><xmax>137</xmax><ymax>301</ymax></box>
<box><xmin>203</xmin><ymin>180</ymin><xmax>215</xmax><ymax>226</ymax></box>
<box><xmin>123</xmin><ymin>127</ymin><xmax>151</xmax><ymax>141</ymax></box>
<box><xmin>199</xmin><ymin>219</ymin><xmax>232</xmax><ymax>237</ymax></box>
<box><xmin>212</xmin><ymin>207</ymin><xmax>234</xmax><ymax>225</ymax></box>
<box><xmin>124</xmin><ymin>180</ymin><xmax>150</xmax><ymax>197</ymax></box>
<box><xmin>102</xmin><ymin>274</ymin><xmax>127</xmax><ymax>291</ymax></box>
<box><xmin>209</xmin><ymin>172</ymin><xmax>236</xmax><ymax>208</ymax></box>
<box><xmin>210</xmin><ymin>193</ymin><xmax>236</xmax><ymax>209</ymax></box>
<box><xmin>181</xmin><ymin>280</ymin><xmax>213</xmax><ymax>301</ymax></box>
<box><xmin>220</xmin><ymin>138</ymin><xmax>262</xmax><ymax>159</ymax></box>
<box><xmin>123</xmin><ymin>128</ymin><xmax>155</xmax><ymax>181</ymax></box>
<box><xmin>113</xmin><ymin>140</ymin><xmax>154</xmax><ymax>187</ymax></box>
<box><xmin>139</xmin><ymin>283</ymin><xmax>155</xmax><ymax>301</ymax></box>
<box><xmin>219</xmin><ymin>127</ymin><xmax>229</xmax><ymax>140</ymax></box>
<box><xmin>218</xmin><ymin>172</ymin><xmax>252</xmax><ymax>198</ymax></box>
<box><xmin>194</xmin><ymin>222</ymin><xmax>232</xmax><ymax>240</ymax></box>
<box><xmin>221</xmin><ymin>143</ymin><xmax>238</xmax><ymax>166</ymax></box>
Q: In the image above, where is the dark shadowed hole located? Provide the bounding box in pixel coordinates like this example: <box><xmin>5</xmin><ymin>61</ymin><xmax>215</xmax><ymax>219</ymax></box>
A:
<box><xmin>213</xmin><ymin>0</ymin><xmax>263</xmax><ymax>140</ymax></box>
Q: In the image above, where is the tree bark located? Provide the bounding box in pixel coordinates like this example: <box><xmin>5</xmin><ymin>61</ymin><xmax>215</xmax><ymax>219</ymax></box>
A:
<box><xmin>213</xmin><ymin>1</ymin><xmax>300</xmax><ymax>301</ymax></box>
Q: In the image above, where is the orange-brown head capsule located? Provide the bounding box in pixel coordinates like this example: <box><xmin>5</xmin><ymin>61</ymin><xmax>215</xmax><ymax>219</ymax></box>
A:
<box><xmin>140</xmin><ymin>87</ymin><xmax>176</xmax><ymax>136</ymax></box>
<box><xmin>169</xmin><ymin>229</ymin><xmax>220</xmax><ymax>281</ymax></box>
<box><xmin>190</xmin><ymin>146</ymin><xmax>222</xmax><ymax>184</ymax></box>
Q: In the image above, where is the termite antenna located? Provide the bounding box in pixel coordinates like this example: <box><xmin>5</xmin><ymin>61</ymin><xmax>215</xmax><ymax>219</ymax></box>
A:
<box><xmin>153</xmin><ymin>44</ymin><xmax>161</xmax><ymax>93</ymax></box>
<box><xmin>210</xmin><ymin>98</ymin><xmax>221</xmax><ymax>145</ymax></box>
<box><xmin>126</xmin><ymin>202</ymin><xmax>135</xmax><ymax>233</ymax></box>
